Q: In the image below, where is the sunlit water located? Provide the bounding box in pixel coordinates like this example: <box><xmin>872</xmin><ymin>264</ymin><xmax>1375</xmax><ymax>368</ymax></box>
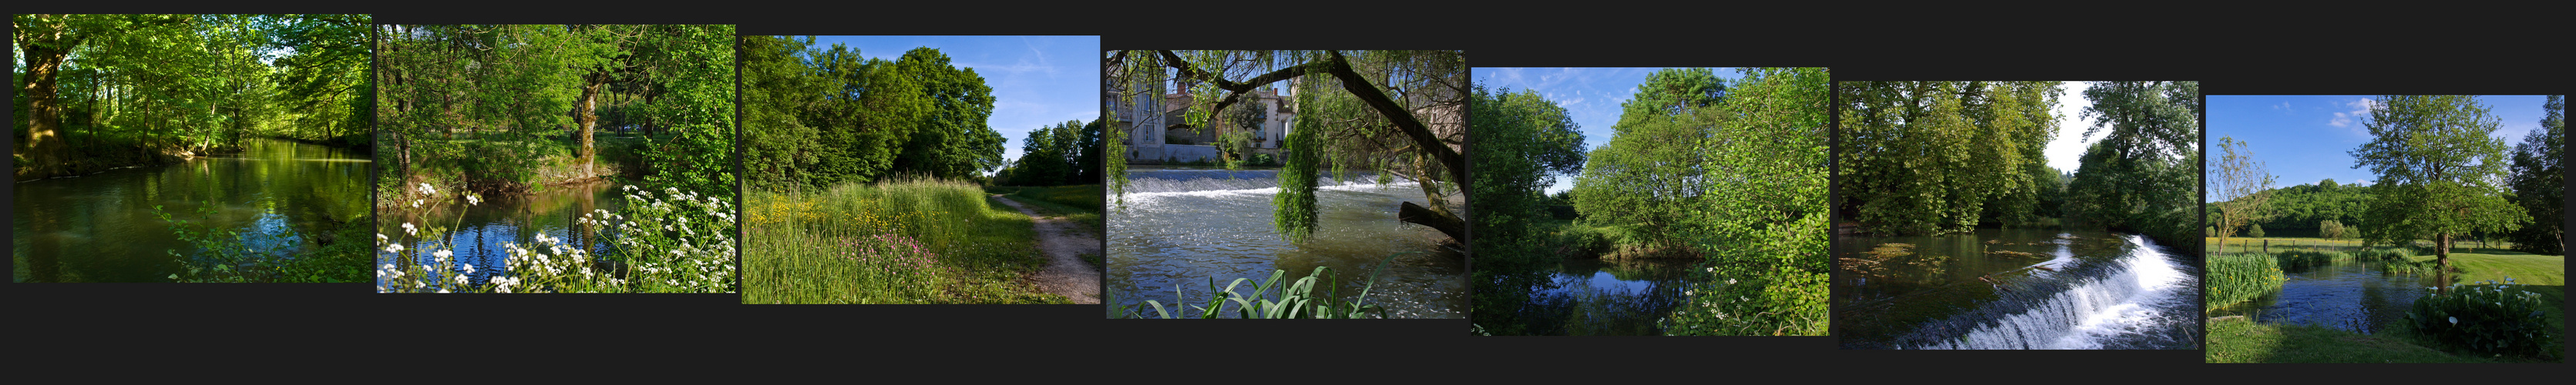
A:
<box><xmin>2210</xmin><ymin>259</ymin><xmax>2438</xmax><ymax>334</ymax></box>
<box><xmin>379</xmin><ymin>182</ymin><xmax>621</xmax><ymax>287</ymax></box>
<box><xmin>14</xmin><ymin>139</ymin><xmax>372</xmax><ymax>283</ymax></box>
<box><xmin>1108</xmin><ymin>169</ymin><xmax>1466</xmax><ymax>318</ymax></box>
<box><xmin>1837</xmin><ymin>229</ymin><xmax>2198</xmax><ymax>349</ymax></box>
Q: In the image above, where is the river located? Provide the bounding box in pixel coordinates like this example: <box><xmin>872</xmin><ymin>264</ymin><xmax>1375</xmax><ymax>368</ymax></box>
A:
<box><xmin>15</xmin><ymin>139</ymin><xmax>371</xmax><ymax>283</ymax></box>
<box><xmin>1836</xmin><ymin>229</ymin><xmax>2199</xmax><ymax>349</ymax></box>
<box><xmin>1107</xmin><ymin>169</ymin><xmax>1467</xmax><ymax>318</ymax></box>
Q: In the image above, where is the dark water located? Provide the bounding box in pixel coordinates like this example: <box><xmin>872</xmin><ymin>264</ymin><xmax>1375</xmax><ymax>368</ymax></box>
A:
<box><xmin>14</xmin><ymin>139</ymin><xmax>372</xmax><ymax>283</ymax></box>
<box><xmin>2211</xmin><ymin>259</ymin><xmax>2438</xmax><ymax>334</ymax></box>
<box><xmin>378</xmin><ymin>182</ymin><xmax>621</xmax><ymax>289</ymax></box>
<box><xmin>1837</xmin><ymin>229</ymin><xmax>2198</xmax><ymax>349</ymax></box>
<box><xmin>1108</xmin><ymin>169</ymin><xmax>1467</xmax><ymax>318</ymax></box>
<box><xmin>1514</xmin><ymin>258</ymin><xmax>1695</xmax><ymax>335</ymax></box>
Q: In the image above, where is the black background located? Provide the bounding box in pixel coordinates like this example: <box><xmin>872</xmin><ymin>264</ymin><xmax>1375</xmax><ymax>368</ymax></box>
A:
<box><xmin>8</xmin><ymin>4</ymin><xmax>2568</xmax><ymax>380</ymax></box>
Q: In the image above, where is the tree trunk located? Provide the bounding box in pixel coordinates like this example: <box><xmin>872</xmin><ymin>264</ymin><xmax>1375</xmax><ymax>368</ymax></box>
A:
<box><xmin>2436</xmin><ymin>233</ymin><xmax>2451</xmax><ymax>270</ymax></box>
<box><xmin>18</xmin><ymin>20</ymin><xmax>74</xmax><ymax>179</ymax></box>
<box><xmin>1399</xmin><ymin>201</ymin><xmax>1466</xmax><ymax>246</ymax></box>
<box><xmin>577</xmin><ymin>70</ymin><xmax>607</xmax><ymax>180</ymax></box>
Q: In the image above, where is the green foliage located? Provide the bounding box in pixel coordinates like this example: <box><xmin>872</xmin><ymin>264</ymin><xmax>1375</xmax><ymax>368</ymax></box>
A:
<box><xmin>2248</xmin><ymin>223</ymin><xmax>2267</xmax><ymax>238</ymax></box>
<box><xmin>2204</xmin><ymin>252</ymin><xmax>2285</xmax><ymax>311</ymax></box>
<box><xmin>1121</xmin><ymin>253</ymin><xmax>1401</xmax><ymax>319</ymax></box>
<box><xmin>378</xmin><ymin>183</ymin><xmax>737</xmax><ymax>293</ymax></box>
<box><xmin>742</xmin><ymin>39</ymin><xmax>1005</xmax><ymax>192</ymax></box>
<box><xmin>2504</xmin><ymin>95</ymin><xmax>2564</xmax><ymax>255</ymax></box>
<box><xmin>2064</xmin><ymin>81</ymin><xmax>2200</xmax><ymax>247</ymax></box>
<box><xmin>2351</xmin><ymin>95</ymin><xmax>2529</xmax><ymax>259</ymax></box>
<box><xmin>1837</xmin><ymin>81</ymin><xmax>2060</xmax><ymax>235</ymax></box>
<box><xmin>1572</xmin><ymin>69</ymin><xmax>1727</xmax><ymax>243</ymax></box>
<box><xmin>153</xmin><ymin>202</ymin><xmax>369</xmax><ymax>283</ymax></box>
<box><xmin>1467</xmin><ymin>82</ymin><xmax>1590</xmax><ymax>333</ymax></box>
<box><xmin>2406</xmin><ymin>280</ymin><xmax>2559</xmax><ymax>360</ymax></box>
<box><xmin>13</xmin><ymin>15</ymin><xmax>372</xmax><ymax>179</ymax></box>
<box><xmin>2321</xmin><ymin>219</ymin><xmax>2349</xmax><ymax>239</ymax></box>
<box><xmin>999</xmin><ymin>119</ymin><xmax>1091</xmax><ymax>186</ymax></box>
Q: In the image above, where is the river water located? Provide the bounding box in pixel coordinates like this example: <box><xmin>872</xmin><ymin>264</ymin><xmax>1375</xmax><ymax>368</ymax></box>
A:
<box><xmin>1513</xmin><ymin>258</ymin><xmax>1695</xmax><ymax>335</ymax></box>
<box><xmin>1107</xmin><ymin>169</ymin><xmax>1467</xmax><ymax>318</ymax></box>
<box><xmin>378</xmin><ymin>181</ymin><xmax>622</xmax><ymax>289</ymax></box>
<box><xmin>1836</xmin><ymin>229</ymin><xmax>2198</xmax><ymax>349</ymax></box>
<box><xmin>2210</xmin><ymin>258</ymin><xmax>2439</xmax><ymax>334</ymax></box>
<box><xmin>14</xmin><ymin>139</ymin><xmax>372</xmax><ymax>283</ymax></box>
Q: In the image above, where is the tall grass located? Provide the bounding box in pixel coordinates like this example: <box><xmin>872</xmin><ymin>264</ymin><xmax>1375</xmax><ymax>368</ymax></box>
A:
<box><xmin>2207</xmin><ymin>252</ymin><xmax>2286</xmax><ymax>312</ymax></box>
<box><xmin>1114</xmin><ymin>253</ymin><xmax>1401</xmax><ymax>319</ymax></box>
<box><xmin>743</xmin><ymin>178</ymin><xmax>1065</xmax><ymax>304</ymax></box>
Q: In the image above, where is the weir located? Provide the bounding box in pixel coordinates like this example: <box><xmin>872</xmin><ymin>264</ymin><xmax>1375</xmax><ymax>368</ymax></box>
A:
<box><xmin>1894</xmin><ymin>235</ymin><xmax>2198</xmax><ymax>350</ymax></box>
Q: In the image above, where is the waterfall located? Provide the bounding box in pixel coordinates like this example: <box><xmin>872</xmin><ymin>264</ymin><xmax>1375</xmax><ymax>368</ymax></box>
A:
<box><xmin>1899</xmin><ymin>235</ymin><xmax>2197</xmax><ymax>350</ymax></box>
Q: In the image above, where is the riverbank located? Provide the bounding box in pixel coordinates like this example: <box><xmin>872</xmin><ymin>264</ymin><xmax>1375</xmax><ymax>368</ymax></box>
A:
<box><xmin>12</xmin><ymin>132</ymin><xmax>246</xmax><ymax>182</ymax></box>
<box><xmin>743</xmin><ymin>179</ymin><xmax>1068</xmax><ymax>304</ymax></box>
<box><xmin>2201</xmin><ymin>246</ymin><xmax>2563</xmax><ymax>362</ymax></box>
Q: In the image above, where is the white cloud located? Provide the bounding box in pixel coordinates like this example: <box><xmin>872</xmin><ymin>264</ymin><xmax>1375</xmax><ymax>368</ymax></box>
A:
<box><xmin>2329</xmin><ymin>96</ymin><xmax>2380</xmax><ymax>137</ymax></box>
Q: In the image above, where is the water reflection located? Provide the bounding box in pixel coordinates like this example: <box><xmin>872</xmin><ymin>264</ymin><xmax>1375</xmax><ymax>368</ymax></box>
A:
<box><xmin>1108</xmin><ymin>169</ymin><xmax>1466</xmax><ymax>318</ymax></box>
<box><xmin>1514</xmin><ymin>258</ymin><xmax>1694</xmax><ymax>335</ymax></box>
<box><xmin>2211</xmin><ymin>259</ymin><xmax>2438</xmax><ymax>334</ymax></box>
<box><xmin>381</xmin><ymin>182</ymin><xmax>620</xmax><ymax>286</ymax></box>
<box><xmin>13</xmin><ymin>139</ymin><xmax>372</xmax><ymax>283</ymax></box>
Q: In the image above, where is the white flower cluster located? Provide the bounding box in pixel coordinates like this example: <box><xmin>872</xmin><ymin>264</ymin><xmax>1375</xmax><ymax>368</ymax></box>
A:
<box><xmin>377</xmin><ymin>182</ymin><xmax>737</xmax><ymax>293</ymax></box>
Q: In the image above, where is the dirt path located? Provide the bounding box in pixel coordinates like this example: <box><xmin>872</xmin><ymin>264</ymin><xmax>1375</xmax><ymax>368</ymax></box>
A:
<box><xmin>991</xmin><ymin>195</ymin><xmax>1102</xmax><ymax>304</ymax></box>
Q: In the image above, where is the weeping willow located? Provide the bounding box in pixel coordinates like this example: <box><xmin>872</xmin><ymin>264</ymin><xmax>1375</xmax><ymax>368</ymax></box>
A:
<box><xmin>1274</xmin><ymin>87</ymin><xmax>1323</xmax><ymax>242</ymax></box>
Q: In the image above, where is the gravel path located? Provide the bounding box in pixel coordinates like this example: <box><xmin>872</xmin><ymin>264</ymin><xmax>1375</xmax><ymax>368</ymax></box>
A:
<box><xmin>991</xmin><ymin>195</ymin><xmax>1102</xmax><ymax>304</ymax></box>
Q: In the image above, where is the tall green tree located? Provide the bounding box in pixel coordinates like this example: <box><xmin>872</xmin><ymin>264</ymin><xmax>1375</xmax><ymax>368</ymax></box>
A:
<box><xmin>2064</xmin><ymin>81</ymin><xmax>2199</xmax><ymax>246</ymax></box>
<box><xmin>1466</xmin><ymin>83</ymin><xmax>1586</xmax><ymax>334</ymax></box>
<box><xmin>1572</xmin><ymin>69</ymin><xmax>1725</xmax><ymax>246</ymax></box>
<box><xmin>2350</xmin><ymin>95</ymin><xmax>2528</xmax><ymax>268</ymax></box>
<box><xmin>1836</xmin><ymin>81</ymin><xmax>2058</xmax><ymax>235</ymax></box>
<box><xmin>890</xmin><ymin>48</ymin><xmax>1004</xmax><ymax>180</ymax></box>
<box><xmin>2504</xmin><ymin>95</ymin><xmax>2564</xmax><ymax>255</ymax></box>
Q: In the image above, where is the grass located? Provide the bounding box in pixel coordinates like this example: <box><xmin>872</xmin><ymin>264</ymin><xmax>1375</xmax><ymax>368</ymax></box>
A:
<box><xmin>2207</xmin><ymin>316</ymin><xmax>2502</xmax><ymax>363</ymax></box>
<box><xmin>743</xmin><ymin>178</ymin><xmax>1068</xmax><ymax>304</ymax></box>
<box><xmin>2205</xmin><ymin>252</ymin><xmax>2287</xmax><ymax>311</ymax></box>
<box><xmin>995</xmin><ymin>184</ymin><xmax>1103</xmax><ymax>231</ymax></box>
<box><xmin>2202</xmin><ymin>244</ymin><xmax>2564</xmax><ymax>363</ymax></box>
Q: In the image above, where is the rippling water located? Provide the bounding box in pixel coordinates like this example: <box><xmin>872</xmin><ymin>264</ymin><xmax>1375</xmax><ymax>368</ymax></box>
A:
<box><xmin>2211</xmin><ymin>259</ymin><xmax>2438</xmax><ymax>334</ymax></box>
<box><xmin>1108</xmin><ymin>169</ymin><xmax>1466</xmax><ymax>318</ymax></box>
<box><xmin>14</xmin><ymin>139</ymin><xmax>372</xmax><ymax>283</ymax></box>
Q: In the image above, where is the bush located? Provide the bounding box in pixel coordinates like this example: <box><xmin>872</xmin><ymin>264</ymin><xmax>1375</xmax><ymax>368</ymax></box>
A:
<box><xmin>2405</xmin><ymin>279</ymin><xmax>2558</xmax><ymax>360</ymax></box>
<box><xmin>2320</xmin><ymin>219</ymin><xmax>2348</xmax><ymax>239</ymax></box>
<box><xmin>2207</xmin><ymin>226</ymin><xmax>2217</xmax><ymax>237</ymax></box>
<box><xmin>2271</xmin><ymin>249</ymin><xmax>2348</xmax><ymax>273</ymax></box>
<box><xmin>2247</xmin><ymin>223</ymin><xmax>2266</xmax><ymax>238</ymax></box>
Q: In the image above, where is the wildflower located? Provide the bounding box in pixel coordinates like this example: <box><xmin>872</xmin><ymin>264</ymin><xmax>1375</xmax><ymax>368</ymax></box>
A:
<box><xmin>419</xmin><ymin>182</ymin><xmax>435</xmax><ymax>196</ymax></box>
<box><xmin>376</xmin><ymin>233</ymin><xmax>388</xmax><ymax>244</ymax></box>
<box><xmin>385</xmin><ymin>243</ymin><xmax>406</xmax><ymax>253</ymax></box>
<box><xmin>466</xmin><ymin>194</ymin><xmax>482</xmax><ymax>206</ymax></box>
<box><xmin>403</xmin><ymin>223</ymin><xmax>419</xmax><ymax>236</ymax></box>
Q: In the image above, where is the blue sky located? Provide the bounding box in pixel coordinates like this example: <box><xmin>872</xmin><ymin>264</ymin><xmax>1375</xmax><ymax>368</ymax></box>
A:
<box><xmin>808</xmin><ymin>35</ymin><xmax>1100</xmax><ymax>171</ymax></box>
<box><xmin>1471</xmin><ymin>68</ymin><xmax>1748</xmax><ymax>193</ymax></box>
<box><xmin>2206</xmin><ymin>95</ymin><xmax>2552</xmax><ymax>201</ymax></box>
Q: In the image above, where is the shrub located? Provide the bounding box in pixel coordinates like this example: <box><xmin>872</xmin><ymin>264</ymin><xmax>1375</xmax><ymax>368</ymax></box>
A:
<box><xmin>2272</xmin><ymin>249</ymin><xmax>2348</xmax><ymax>273</ymax></box>
<box><xmin>2247</xmin><ymin>223</ymin><xmax>2266</xmax><ymax>238</ymax></box>
<box><xmin>2320</xmin><ymin>219</ymin><xmax>2348</xmax><ymax>239</ymax></box>
<box><xmin>2207</xmin><ymin>226</ymin><xmax>2217</xmax><ymax>237</ymax></box>
<box><xmin>2405</xmin><ymin>279</ymin><xmax>2558</xmax><ymax>360</ymax></box>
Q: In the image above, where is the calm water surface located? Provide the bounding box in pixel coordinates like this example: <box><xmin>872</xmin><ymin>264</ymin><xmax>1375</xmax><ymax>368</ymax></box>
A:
<box><xmin>2211</xmin><ymin>258</ymin><xmax>2440</xmax><ymax>334</ymax></box>
<box><xmin>14</xmin><ymin>139</ymin><xmax>372</xmax><ymax>283</ymax></box>
<box><xmin>1108</xmin><ymin>169</ymin><xmax>1466</xmax><ymax>318</ymax></box>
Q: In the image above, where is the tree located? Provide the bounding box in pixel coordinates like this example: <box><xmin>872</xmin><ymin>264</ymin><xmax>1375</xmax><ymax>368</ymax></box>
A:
<box><xmin>2504</xmin><ymin>95</ymin><xmax>2564</xmax><ymax>255</ymax></box>
<box><xmin>2065</xmin><ymin>81</ymin><xmax>2199</xmax><ymax>246</ymax></box>
<box><xmin>2209</xmin><ymin>136</ymin><xmax>2276</xmax><ymax>255</ymax></box>
<box><xmin>1466</xmin><ymin>84</ymin><xmax>1586</xmax><ymax>334</ymax></box>
<box><xmin>2350</xmin><ymin>95</ymin><xmax>2529</xmax><ymax>268</ymax></box>
<box><xmin>890</xmin><ymin>48</ymin><xmax>1004</xmax><ymax>180</ymax></box>
<box><xmin>1572</xmin><ymin>69</ymin><xmax>1724</xmax><ymax>247</ymax></box>
<box><xmin>1836</xmin><ymin>81</ymin><xmax>2058</xmax><ymax>235</ymax></box>
<box><xmin>1107</xmin><ymin>50</ymin><xmax>1465</xmax><ymax>243</ymax></box>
